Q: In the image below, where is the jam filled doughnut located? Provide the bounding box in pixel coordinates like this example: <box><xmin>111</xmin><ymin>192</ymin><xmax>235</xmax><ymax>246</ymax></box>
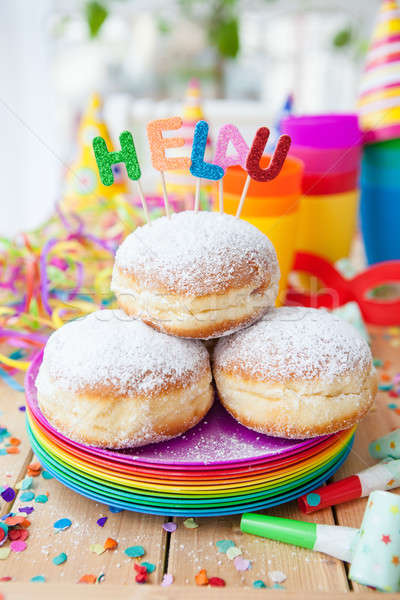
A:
<box><xmin>36</xmin><ymin>310</ymin><xmax>213</xmax><ymax>448</ymax></box>
<box><xmin>213</xmin><ymin>307</ymin><xmax>377</xmax><ymax>439</ymax></box>
<box><xmin>111</xmin><ymin>210</ymin><xmax>280</xmax><ymax>339</ymax></box>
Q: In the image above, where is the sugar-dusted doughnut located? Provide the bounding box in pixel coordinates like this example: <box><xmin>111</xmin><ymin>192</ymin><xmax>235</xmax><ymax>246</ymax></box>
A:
<box><xmin>36</xmin><ymin>310</ymin><xmax>213</xmax><ymax>448</ymax></box>
<box><xmin>111</xmin><ymin>211</ymin><xmax>280</xmax><ymax>339</ymax></box>
<box><xmin>213</xmin><ymin>307</ymin><xmax>377</xmax><ymax>439</ymax></box>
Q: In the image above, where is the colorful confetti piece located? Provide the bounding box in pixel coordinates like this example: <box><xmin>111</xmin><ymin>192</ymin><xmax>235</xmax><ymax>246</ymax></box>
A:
<box><xmin>54</xmin><ymin>518</ymin><xmax>72</xmax><ymax>531</ymax></box>
<box><xmin>183</xmin><ymin>518</ymin><xmax>199</xmax><ymax>529</ymax></box>
<box><xmin>163</xmin><ymin>522</ymin><xmax>177</xmax><ymax>533</ymax></box>
<box><xmin>53</xmin><ymin>552</ymin><xmax>67</xmax><ymax>565</ymax></box>
<box><xmin>1</xmin><ymin>487</ymin><xmax>15</xmax><ymax>502</ymax></box>
<box><xmin>216</xmin><ymin>539</ymin><xmax>236</xmax><ymax>553</ymax></box>
<box><xmin>125</xmin><ymin>545</ymin><xmax>145</xmax><ymax>558</ymax></box>
<box><xmin>31</xmin><ymin>575</ymin><xmax>46</xmax><ymax>582</ymax></box>
<box><xmin>97</xmin><ymin>517</ymin><xmax>107</xmax><ymax>527</ymax></box>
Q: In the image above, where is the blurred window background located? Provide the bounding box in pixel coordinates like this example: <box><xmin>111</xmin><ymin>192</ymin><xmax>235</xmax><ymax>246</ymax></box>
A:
<box><xmin>0</xmin><ymin>0</ymin><xmax>380</xmax><ymax>235</ymax></box>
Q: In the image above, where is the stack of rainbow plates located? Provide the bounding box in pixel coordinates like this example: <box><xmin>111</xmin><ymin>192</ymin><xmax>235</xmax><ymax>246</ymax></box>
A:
<box><xmin>26</xmin><ymin>352</ymin><xmax>355</xmax><ymax>517</ymax></box>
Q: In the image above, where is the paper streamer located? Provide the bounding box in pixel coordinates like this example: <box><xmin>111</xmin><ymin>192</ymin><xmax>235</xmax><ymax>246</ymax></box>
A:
<box><xmin>370</xmin><ymin>429</ymin><xmax>400</xmax><ymax>460</ymax></box>
<box><xmin>298</xmin><ymin>458</ymin><xmax>400</xmax><ymax>514</ymax></box>
<box><xmin>350</xmin><ymin>491</ymin><xmax>400</xmax><ymax>592</ymax></box>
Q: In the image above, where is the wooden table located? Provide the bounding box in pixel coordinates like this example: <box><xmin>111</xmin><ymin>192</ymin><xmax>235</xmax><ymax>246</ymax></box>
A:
<box><xmin>0</xmin><ymin>325</ymin><xmax>399</xmax><ymax>599</ymax></box>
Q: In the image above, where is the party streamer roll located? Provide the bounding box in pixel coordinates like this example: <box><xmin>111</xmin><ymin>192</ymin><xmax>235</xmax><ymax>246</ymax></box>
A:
<box><xmin>350</xmin><ymin>490</ymin><xmax>400</xmax><ymax>592</ymax></box>
<box><xmin>240</xmin><ymin>513</ymin><xmax>357</xmax><ymax>562</ymax></box>
<box><xmin>298</xmin><ymin>458</ymin><xmax>400</xmax><ymax>514</ymax></box>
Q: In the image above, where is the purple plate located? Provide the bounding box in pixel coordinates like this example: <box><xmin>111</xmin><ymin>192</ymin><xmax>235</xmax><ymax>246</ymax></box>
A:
<box><xmin>27</xmin><ymin>351</ymin><xmax>328</xmax><ymax>470</ymax></box>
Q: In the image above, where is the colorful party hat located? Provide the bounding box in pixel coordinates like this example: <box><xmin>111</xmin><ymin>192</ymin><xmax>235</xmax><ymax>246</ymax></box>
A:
<box><xmin>358</xmin><ymin>0</ymin><xmax>400</xmax><ymax>143</ymax></box>
<box><xmin>62</xmin><ymin>93</ymin><xmax>129</xmax><ymax>212</ymax></box>
<box><xmin>164</xmin><ymin>79</ymin><xmax>212</xmax><ymax>208</ymax></box>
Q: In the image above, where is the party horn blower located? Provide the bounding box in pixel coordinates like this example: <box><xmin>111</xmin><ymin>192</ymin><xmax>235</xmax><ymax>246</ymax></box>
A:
<box><xmin>298</xmin><ymin>459</ymin><xmax>400</xmax><ymax>514</ymax></box>
<box><xmin>370</xmin><ymin>429</ymin><xmax>400</xmax><ymax>460</ymax></box>
<box><xmin>240</xmin><ymin>513</ymin><xmax>358</xmax><ymax>562</ymax></box>
<box><xmin>350</xmin><ymin>491</ymin><xmax>400</xmax><ymax>592</ymax></box>
<box><xmin>242</xmin><ymin>490</ymin><xmax>400</xmax><ymax>591</ymax></box>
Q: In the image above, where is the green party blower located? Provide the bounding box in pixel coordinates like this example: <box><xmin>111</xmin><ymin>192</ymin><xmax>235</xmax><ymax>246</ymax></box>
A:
<box><xmin>240</xmin><ymin>513</ymin><xmax>357</xmax><ymax>563</ymax></box>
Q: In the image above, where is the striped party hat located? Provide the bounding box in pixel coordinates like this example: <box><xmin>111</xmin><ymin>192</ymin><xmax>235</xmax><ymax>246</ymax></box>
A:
<box><xmin>358</xmin><ymin>0</ymin><xmax>400</xmax><ymax>143</ymax></box>
<box><xmin>62</xmin><ymin>93</ymin><xmax>129</xmax><ymax>211</ymax></box>
<box><xmin>165</xmin><ymin>79</ymin><xmax>212</xmax><ymax>205</ymax></box>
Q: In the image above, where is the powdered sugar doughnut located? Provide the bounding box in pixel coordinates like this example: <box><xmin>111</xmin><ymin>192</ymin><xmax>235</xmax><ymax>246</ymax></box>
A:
<box><xmin>36</xmin><ymin>310</ymin><xmax>213</xmax><ymax>448</ymax></box>
<box><xmin>213</xmin><ymin>307</ymin><xmax>377</xmax><ymax>439</ymax></box>
<box><xmin>111</xmin><ymin>211</ymin><xmax>280</xmax><ymax>339</ymax></box>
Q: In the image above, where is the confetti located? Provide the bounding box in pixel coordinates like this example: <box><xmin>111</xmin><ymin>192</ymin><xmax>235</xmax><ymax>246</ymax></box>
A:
<box><xmin>90</xmin><ymin>543</ymin><xmax>105</xmax><ymax>555</ymax></box>
<box><xmin>135</xmin><ymin>572</ymin><xmax>147</xmax><ymax>584</ymax></box>
<box><xmin>195</xmin><ymin>569</ymin><xmax>208</xmax><ymax>586</ymax></box>
<box><xmin>97</xmin><ymin>517</ymin><xmax>107</xmax><ymax>527</ymax></box>
<box><xmin>216</xmin><ymin>539</ymin><xmax>236</xmax><ymax>553</ymax></box>
<box><xmin>35</xmin><ymin>495</ymin><xmax>48</xmax><ymax>503</ymax></box>
<box><xmin>253</xmin><ymin>580</ymin><xmax>267</xmax><ymax>588</ymax></box>
<box><xmin>78</xmin><ymin>574</ymin><xmax>96</xmax><ymax>584</ymax></box>
<box><xmin>209</xmin><ymin>577</ymin><xmax>226</xmax><ymax>587</ymax></box>
<box><xmin>379</xmin><ymin>384</ymin><xmax>393</xmax><ymax>391</ymax></box>
<box><xmin>42</xmin><ymin>471</ymin><xmax>53</xmax><ymax>480</ymax></box>
<box><xmin>183</xmin><ymin>518</ymin><xmax>199</xmax><ymax>529</ymax></box>
<box><xmin>97</xmin><ymin>573</ymin><xmax>105</xmax><ymax>584</ymax></box>
<box><xmin>54</xmin><ymin>518</ymin><xmax>72</xmax><ymax>531</ymax></box>
<box><xmin>10</xmin><ymin>540</ymin><xmax>27</xmax><ymax>552</ymax></box>
<box><xmin>104</xmin><ymin>537</ymin><xmax>117</xmax><ymax>550</ymax></box>
<box><xmin>125</xmin><ymin>545</ymin><xmax>145</xmax><ymax>558</ymax></box>
<box><xmin>20</xmin><ymin>491</ymin><xmax>35</xmax><ymax>502</ymax></box>
<box><xmin>9</xmin><ymin>437</ymin><xmax>20</xmax><ymax>446</ymax></box>
<box><xmin>1</xmin><ymin>487</ymin><xmax>15</xmax><ymax>502</ymax></box>
<box><xmin>53</xmin><ymin>552</ymin><xmax>67</xmax><ymax>565</ymax></box>
<box><xmin>161</xmin><ymin>573</ymin><xmax>174</xmax><ymax>586</ymax></box>
<box><xmin>374</xmin><ymin>359</ymin><xmax>383</xmax><ymax>367</ymax></box>
<box><xmin>226</xmin><ymin>546</ymin><xmax>242</xmax><ymax>560</ymax></box>
<box><xmin>21</xmin><ymin>477</ymin><xmax>33</xmax><ymax>490</ymax></box>
<box><xmin>18</xmin><ymin>506</ymin><xmax>34</xmax><ymax>515</ymax></box>
<box><xmin>31</xmin><ymin>575</ymin><xmax>46</xmax><ymax>582</ymax></box>
<box><xmin>4</xmin><ymin>516</ymin><xmax>25</xmax><ymax>526</ymax></box>
<box><xmin>268</xmin><ymin>570</ymin><xmax>287</xmax><ymax>583</ymax></box>
<box><xmin>108</xmin><ymin>506</ymin><xmax>123</xmax><ymax>513</ymax></box>
<box><xmin>0</xmin><ymin>547</ymin><xmax>10</xmax><ymax>560</ymax></box>
<box><xmin>142</xmin><ymin>561</ymin><xmax>156</xmax><ymax>574</ymax></box>
<box><xmin>163</xmin><ymin>522</ymin><xmax>177</xmax><ymax>533</ymax></box>
<box><xmin>8</xmin><ymin>529</ymin><xmax>29</xmax><ymax>542</ymax></box>
<box><xmin>234</xmin><ymin>557</ymin><xmax>251</xmax><ymax>571</ymax></box>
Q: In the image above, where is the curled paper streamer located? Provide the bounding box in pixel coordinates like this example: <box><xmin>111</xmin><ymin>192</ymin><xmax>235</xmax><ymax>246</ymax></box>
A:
<box><xmin>299</xmin><ymin>458</ymin><xmax>400</xmax><ymax>514</ymax></box>
<box><xmin>147</xmin><ymin>117</ymin><xmax>191</xmax><ymax>171</ymax></box>
<box><xmin>370</xmin><ymin>429</ymin><xmax>400</xmax><ymax>460</ymax></box>
<box><xmin>350</xmin><ymin>491</ymin><xmax>400</xmax><ymax>592</ymax></box>
<box><xmin>190</xmin><ymin>121</ymin><xmax>224</xmax><ymax>181</ymax></box>
<box><xmin>241</xmin><ymin>513</ymin><xmax>357</xmax><ymax>563</ymax></box>
<box><xmin>214</xmin><ymin>124</ymin><xmax>249</xmax><ymax>170</ymax></box>
<box><xmin>246</xmin><ymin>128</ymin><xmax>291</xmax><ymax>182</ymax></box>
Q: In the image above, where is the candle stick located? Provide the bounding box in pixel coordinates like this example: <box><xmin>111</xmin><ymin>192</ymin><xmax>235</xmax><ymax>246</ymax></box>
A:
<box><xmin>147</xmin><ymin>117</ymin><xmax>191</xmax><ymax>218</ymax></box>
<box><xmin>214</xmin><ymin>124</ymin><xmax>249</xmax><ymax>215</ymax></box>
<box><xmin>190</xmin><ymin>120</ymin><xmax>224</xmax><ymax>211</ymax></box>
<box><xmin>92</xmin><ymin>130</ymin><xmax>150</xmax><ymax>225</ymax></box>
<box><xmin>236</xmin><ymin>128</ymin><xmax>291</xmax><ymax>219</ymax></box>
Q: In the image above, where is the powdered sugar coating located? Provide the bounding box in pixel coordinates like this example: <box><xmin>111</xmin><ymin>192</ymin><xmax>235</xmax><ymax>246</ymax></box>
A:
<box><xmin>37</xmin><ymin>310</ymin><xmax>209</xmax><ymax>396</ymax></box>
<box><xmin>112</xmin><ymin>210</ymin><xmax>279</xmax><ymax>296</ymax></box>
<box><xmin>214</xmin><ymin>307</ymin><xmax>372</xmax><ymax>383</ymax></box>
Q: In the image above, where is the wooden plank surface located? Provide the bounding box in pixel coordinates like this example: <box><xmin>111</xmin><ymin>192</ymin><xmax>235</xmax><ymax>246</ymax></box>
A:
<box><xmin>0</xmin><ymin>324</ymin><xmax>399</xmax><ymax>595</ymax></box>
<box><xmin>0</xmin><ymin>583</ymin><xmax>398</xmax><ymax>600</ymax></box>
<box><xmin>333</xmin><ymin>326</ymin><xmax>400</xmax><ymax>592</ymax></box>
<box><xmin>169</xmin><ymin>504</ymin><xmax>348</xmax><ymax>591</ymax></box>
<box><xmin>0</xmin><ymin>373</ymin><xmax>32</xmax><ymax>516</ymax></box>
